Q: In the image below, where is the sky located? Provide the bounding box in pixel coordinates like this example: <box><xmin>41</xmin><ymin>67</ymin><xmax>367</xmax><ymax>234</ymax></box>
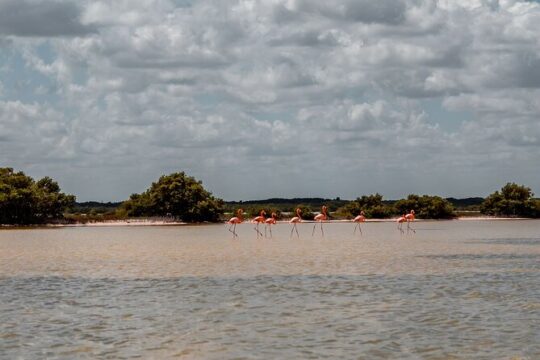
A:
<box><xmin>1</xmin><ymin>0</ymin><xmax>539</xmax><ymax>202</ymax></box>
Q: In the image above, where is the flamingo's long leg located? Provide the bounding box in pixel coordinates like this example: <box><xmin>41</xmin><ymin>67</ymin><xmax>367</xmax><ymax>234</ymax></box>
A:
<box><xmin>320</xmin><ymin>222</ymin><xmax>324</xmax><ymax>237</ymax></box>
<box><xmin>358</xmin><ymin>224</ymin><xmax>362</xmax><ymax>235</ymax></box>
<box><xmin>291</xmin><ymin>223</ymin><xmax>299</xmax><ymax>238</ymax></box>
<box><xmin>229</xmin><ymin>223</ymin><xmax>238</xmax><ymax>237</ymax></box>
<box><xmin>254</xmin><ymin>223</ymin><xmax>263</xmax><ymax>237</ymax></box>
<box><xmin>353</xmin><ymin>223</ymin><xmax>358</xmax><ymax>234</ymax></box>
<box><xmin>312</xmin><ymin>223</ymin><xmax>317</xmax><ymax>236</ymax></box>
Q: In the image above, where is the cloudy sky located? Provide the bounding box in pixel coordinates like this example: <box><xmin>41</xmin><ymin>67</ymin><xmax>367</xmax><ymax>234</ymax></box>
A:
<box><xmin>1</xmin><ymin>0</ymin><xmax>539</xmax><ymax>201</ymax></box>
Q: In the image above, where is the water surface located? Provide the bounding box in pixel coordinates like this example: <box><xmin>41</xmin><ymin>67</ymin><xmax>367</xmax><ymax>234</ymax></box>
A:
<box><xmin>1</xmin><ymin>220</ymin><xmax>539</xmax><ymax>358</ymax></box>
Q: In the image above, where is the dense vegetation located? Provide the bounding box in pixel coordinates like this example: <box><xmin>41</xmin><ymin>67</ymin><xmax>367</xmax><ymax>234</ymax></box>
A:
<box><xmin>445</xmin><ymin>197</ymin><xmax>484</xmax><ymax>210</ymax></box>
<box><xmin>3</xmin><ymin>166</ymin><xmax>538</xmax><ymax>224</ymax></box>
<box><xmin>0</xmin><ymin>168</ymin><xmax>75</xmax><ymax>225</ymax></box>
<box><xmin>338</xmin><ymin>193</ymin><xmax>394</xmax><ymax>219</ymax></box>
<box><xmin>481</xmin><ymin>183</ymin><xmax>539</xmax><ymax>217</ymax></box>
<box><xmin>336</xmin><ymin>193</ymin><xmax>455</xmax><ymax>219</ymax></box>
<box><xmin>65</xmin><ymin>201</ymin><xmax>124</xmax><ymax>223</ymax></box>
<box><xmin>394</xmin><ymin>195</ymin><xmax>455</xmax><ymax>219</ymax></box>
<box><xmin>119</xmin><ymin>172</ymin><xmax>224</xmax><ymax>222</ymax></box>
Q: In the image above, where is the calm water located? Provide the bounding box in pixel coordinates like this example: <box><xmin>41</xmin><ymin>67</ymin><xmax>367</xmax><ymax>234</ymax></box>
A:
<box><xmin>1</xmin><ymin>220</ymin><xmax>539</xmax><ymax>359</ymax></box>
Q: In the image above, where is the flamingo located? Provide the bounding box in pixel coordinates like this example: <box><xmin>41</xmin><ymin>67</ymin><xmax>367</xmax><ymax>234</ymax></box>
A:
<box><xmin>252</xmin><ymin>210</ymin><xmax>266</xmax><ymax>237</ymax></box>
<box><xmin>312</xmin><ymin>205</ymin><xmax>327</xmax><ymax>237</ymax></box>
<box><xmin>397</xmin><ymin>213</ymin><xmax>407</xmax><ymax>233</ymax></box>
<box><xmin>289</xmin><ymin>208</ymin><xmax>302</xmax><ymax>238</ymax></box>
<box><xmin>227</xmin><ymin>209</ymin><xmax>243</xmax><ymax>237</ymax></box>
<box><xmin>353</xmin><ymin>210</ymin><xmax>366</xmax><ymax>235</ymax></box>
<box><xmin>405</xmin><ymin>209</ymin><xmax>416</xmax><ymax>233</ymax></box>
<box><xmin>265</xmin><ymin>212</ymin><xmax>277</xmax><ymax>238</ymax></box>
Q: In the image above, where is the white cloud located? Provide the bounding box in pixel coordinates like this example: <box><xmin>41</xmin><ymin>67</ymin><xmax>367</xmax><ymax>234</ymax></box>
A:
<box><xmin>1</xmin><ymin>0</ymin><xmax>540</xmax><ymax>200</ymax></box>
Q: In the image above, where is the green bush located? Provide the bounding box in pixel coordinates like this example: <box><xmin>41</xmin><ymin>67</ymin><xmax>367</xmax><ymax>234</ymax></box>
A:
<box><xmin>0</xmin><ymin>168</ymin><xmax>75</xmax><ymax>225</ymax></box>
<box><xmin>394</xmin><ymin>194</ymin><xmax>454</xmax><ymax>219</ymax></box>
<box><xmin>338</xmin><ymin>193</ymin><xmax>393</xmax><ymax>219</ymax></box>
<box><xmin>481</xmin><ymin>183</ymin><xmax>538</xmax><ymax>217</ymax></box>
<box><xmin>120</xmin><ymin>172</ymin><xmax>223</xmax><ymax>222</ymax></box>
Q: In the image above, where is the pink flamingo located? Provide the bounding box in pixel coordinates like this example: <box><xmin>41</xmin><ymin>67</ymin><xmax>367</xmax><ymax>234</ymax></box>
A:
<box><xmin>265</xmin><ymin>212</ymin><xmax>277</xmax><ymax>238</ymax></box>
<box><xmin>289</xmin><ymin>208</ymin><xmax>302</xmax><ymax>238</ymax></box>
<box><xmin>405</xmin><ymin>209</ymin><xmax>415</xmax><ymax>233</ymax></box>
<box><xmin>312</xmin><ymin>205</ymin><xmax>327</xmax><ymax>237</ymax></box>
<box><xmin>252</xmin><ymin>210</ymin><xmax>266</xmax><ymax>237</ymax></box>
<box><xmin>227</xmin><ymin>209</ymin><xmax>243</xmax><ymax>237</ymax></box>
<box><xmin>353</xmin><ymin>210</ymin><xmax>366</xmax><ymax>235</ymax></box>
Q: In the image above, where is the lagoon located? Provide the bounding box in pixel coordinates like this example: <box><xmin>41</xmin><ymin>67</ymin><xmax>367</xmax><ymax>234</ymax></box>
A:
<box><xmin>1</xmin><ymin>220</ymin><xmax>539</xmax><ymax>358</ymax></box>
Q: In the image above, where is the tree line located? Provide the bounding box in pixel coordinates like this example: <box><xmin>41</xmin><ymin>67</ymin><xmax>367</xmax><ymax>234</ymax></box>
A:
<box><xmin>1</xmin><ymin>167</ymin><xmax>539</xmax><ymax>225</ymax></box>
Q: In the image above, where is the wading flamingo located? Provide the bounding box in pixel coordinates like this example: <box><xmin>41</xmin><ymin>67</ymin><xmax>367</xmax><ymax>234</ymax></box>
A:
<box><xmin>397</xmin><ymin>213</ymin><xmax>407</xmax><ymax>233</ymax></box>
<box><xmin>353</xmin><ymin>210</ymin><xmax>366</xmax><ymax>235</ymax></box>
<box><xmin>312</xmin><ymin>205</ymin><xmax>327</xmax><ymax>237</ymax></box>
<box><xmin>228</xmin><ymin>209</ymin><xmax>243</xmax><ymax>237</ymax></box>
<box><xmin>405</xmin><ymin>209</ymin><xmax>415</xmax><ymax>233</ymax></box>
<box><xmin>265</xmin><ymin>212</ymin><xmax>277</xmax><ymax>238</ymax></box>
<box><xmin>252</xmin><ymin>210</ymin><xmax>266</xmax><ymax>237</ymax></box>
<box><xmin>290</xmin><ymin>208</ymin><xmax>302</xmax><ymax>238</ymax></box>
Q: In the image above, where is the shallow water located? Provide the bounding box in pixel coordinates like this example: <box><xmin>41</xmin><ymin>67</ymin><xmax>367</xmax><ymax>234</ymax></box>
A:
<box><xmin>1</xmin><ymin>220</ymin><xmax>539</xmax><ymax>359</ymax></box>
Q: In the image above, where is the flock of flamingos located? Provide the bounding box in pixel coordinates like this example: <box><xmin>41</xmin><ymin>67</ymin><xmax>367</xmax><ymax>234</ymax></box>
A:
<box><xmin>227</xmin><ymin>206</ymin><xmax>416</xmax><ymax>238</ymax></box>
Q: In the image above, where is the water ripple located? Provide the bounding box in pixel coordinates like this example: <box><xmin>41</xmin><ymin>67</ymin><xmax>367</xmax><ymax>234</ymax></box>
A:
<box><xmin>1</xmin><ymin>221</ymin><xmax>540</xmax><ymax>358</ymax></box>
<box><xmin>1</xmin><ymin>272</ymin><xmax>539</xmax><ymax>359</ymax></box>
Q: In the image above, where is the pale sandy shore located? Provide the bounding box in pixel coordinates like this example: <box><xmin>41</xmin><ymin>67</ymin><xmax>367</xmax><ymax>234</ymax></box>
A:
<box><xmin>54</xmin><ymin>219</ymin><xmax>188</xmax><ymax>227</ymax></box>
<box><xmin>2</xmin><ymin>216</ymin><xmax>533</xmax><ymax>229</ymax></box>
<box><xmin>34</xmin><ymin>216</ymin><xmax>533</xmax><ymax>227</ymax></box>
<box><xmin>455</xmin><ymin>216</ymin><xmax>531</xmax><ymax>221</ymax></box>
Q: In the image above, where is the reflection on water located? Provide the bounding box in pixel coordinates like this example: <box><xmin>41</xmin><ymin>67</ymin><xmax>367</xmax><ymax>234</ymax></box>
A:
<box><xmin>1</xmin><ymin>220</ymin><xmax>539</xmax><ymax>359</ymax></box>
<box><xmin>467</xmin><ymin>238</ymin><xmax>540</xmax><ymax>246</ymax></box>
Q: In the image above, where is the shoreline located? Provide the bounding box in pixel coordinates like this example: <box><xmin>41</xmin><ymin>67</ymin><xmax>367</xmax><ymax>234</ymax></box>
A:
<box><xmin>1</xmin><ymin>216</ymin><xmax>535</xmax><ymax>228</ymax></box>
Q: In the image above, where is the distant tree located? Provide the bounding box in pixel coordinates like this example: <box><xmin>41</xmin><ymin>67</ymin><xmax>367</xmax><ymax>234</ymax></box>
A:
<box><xmin>33</xmin><ymin>177</ymin><xmax>76</xmax><ymax>222</ymax></box>
<box><xmin>120</xmin><ymin>172</ymin><xmax>224</xmax><ymax>222</ymax></box>
<box><xmin>481</xmin><ymin>183</ymin><xmax>539</xmax><ymax>217</ymax></box>
<box><xmin>394</xmin><ymin>194</ymin><xmax>454</xmax><ymax>219</ymax></box>
<box><xmin>339</xmin><ymin>193</ymin><xmax>393</xmax><ymax>219</ymax></box>
<box><xmin>0</xmin><ymin>168</ymin><xmax>75</xmax><ymax>225</ymax></box>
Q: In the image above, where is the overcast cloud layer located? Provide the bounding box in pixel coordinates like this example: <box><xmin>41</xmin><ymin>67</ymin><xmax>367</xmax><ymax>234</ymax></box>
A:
<box><xmin>1</xmin><ymin>0</ymin><xmax>539</xmax><ymax>201</ymax></box>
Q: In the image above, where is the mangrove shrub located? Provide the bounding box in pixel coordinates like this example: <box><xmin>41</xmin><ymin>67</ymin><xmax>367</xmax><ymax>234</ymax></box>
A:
<box><xmin>481</xmin><ymin>183</ymin><xmax>539</xmax><ymax>217</ymax></box>
<box><xmin>394</xmin><ymin>194</ymin><xmax>455</xmax><ymax>219</ymax></box>
<box><xmin>120</xmin><ymin>172</ymin><xmax>223</xmax><ymax>222</ymax></box>
<box><xmin>0</xmin><ymin>168</ymin><xmax>75</xmax><ymax>225</ymax></box>
<box><xmin>339</xmin><ymin>193</ymin><xmax>393</xmax><ymax>219</ymax></box>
